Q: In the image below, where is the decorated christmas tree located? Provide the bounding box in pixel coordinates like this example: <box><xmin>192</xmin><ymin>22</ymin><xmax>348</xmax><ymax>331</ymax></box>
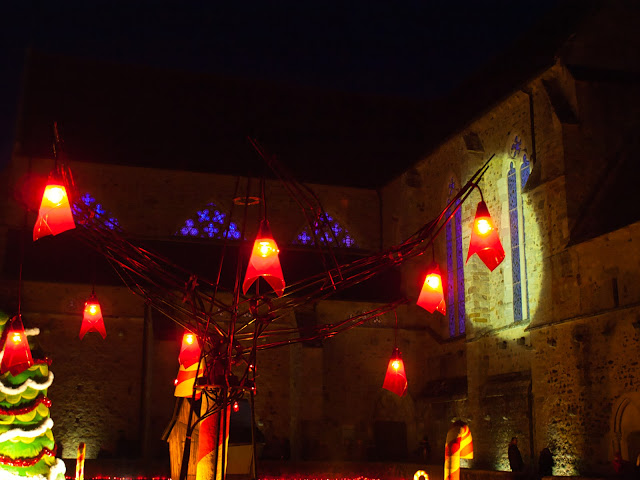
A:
<box><xmin>0</xmin><ymin>311</ymin><xmax>65</xmax><ymax>480</ymax></box>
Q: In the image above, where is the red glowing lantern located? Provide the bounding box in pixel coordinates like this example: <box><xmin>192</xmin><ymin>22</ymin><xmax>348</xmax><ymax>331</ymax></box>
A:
<box><xmin>79</xmin><ymin>293</ymin><xmax>106</xmax><ymax>339</ymax></box>
<box><xmin>178</xmin><ymin>332</ymin><xmax>201</xmax><ymax>368</ymax></box>
<box><xmin>466</xmin><ymin>200</ymin><xmax>505</xmax><ymax>271</ymax></box>
<box><xmin>0</xmin><ymin>315</ymin><xmax>34</xmax><ymax>376</ymax></box>
<box><xmin>417</xmin><ymin>263</ymin><xmax>446</xmax><ymax>315</ymax></box>
<box><xmin>232</xmin><ymin>401</ymin><xmax>240</xmax><ymax>413</ymax></box>
<box><xmin>242</xmin><ymin>220</ymin><xmax>285</xmax><ymax>297</ymax></box>
<box><xmin>382</xmin><ymin>347</ymin><xmax>407</xmax><ymax>397</ymax></box>
<box><xmin>33</xmin><ymin>175</ymin><xmax>75</xmax><ymax>241</ymax></box>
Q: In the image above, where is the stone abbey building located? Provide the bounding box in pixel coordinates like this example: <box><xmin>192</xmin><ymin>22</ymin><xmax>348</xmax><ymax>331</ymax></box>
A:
<box><xmin>1</xmin><ymin>1</ymin><xmax>639</xmax><ymax>477</ymax></box>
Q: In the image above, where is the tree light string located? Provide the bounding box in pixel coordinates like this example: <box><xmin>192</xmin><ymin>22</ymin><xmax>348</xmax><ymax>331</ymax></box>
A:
<box><xmin>0</xmin><ymin>395</ymin><xmax>51</xmax><ymax>416</ymax></box>
<box><xmin>0</xmin><ymin>458</ymin><xmax>64</xmax><ymax>480</ymax></box>
<box><xmin>0</xmin><ymin>445</ymin><xmax>56</xmax><ymax>467</ymax></box>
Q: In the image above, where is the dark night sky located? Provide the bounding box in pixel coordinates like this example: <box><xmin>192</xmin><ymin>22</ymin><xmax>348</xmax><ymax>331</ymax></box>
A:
<box><xmin>1</xmin><ymin>0</ymin><xmax>559</xmax><ymax>168</ymax></box>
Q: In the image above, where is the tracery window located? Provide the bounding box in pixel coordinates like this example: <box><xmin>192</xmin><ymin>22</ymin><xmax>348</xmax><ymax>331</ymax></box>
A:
<box><xmin>507</xmin><ymin>136</ymin><xmax>530</xmax><ymax>322</ymax></box>
<box><xmin>292</xmin><ymin>212</ymin><xmax>356</xmax><ymax>248</ymax></box>
<box><xmin>175</xmin><ymin>203</ymin><xmax>241</xmax><ymax>240</ymax></box>
<box><xmin>445</xmin><ymin>178</ymin><xmax>466</xmax><ymax>337</ymax></box>
<box><xmin>72</xmin><ymin>193</ymin><xmax>120</xmax><ymax>230</ymax></box>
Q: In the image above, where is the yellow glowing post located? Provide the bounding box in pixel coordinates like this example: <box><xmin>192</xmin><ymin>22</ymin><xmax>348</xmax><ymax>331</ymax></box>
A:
<box><xmin>75</xmin><ymin>442</ymin><xmax>86</xmax><ymax>480</ymax></box>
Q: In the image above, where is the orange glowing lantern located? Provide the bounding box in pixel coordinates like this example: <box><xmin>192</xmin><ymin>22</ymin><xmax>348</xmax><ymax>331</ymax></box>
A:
<box><xmin>33</xmin><ymin>175</ymin><xmax>75</xmax><ymax>241</ymax></box>
<box><xmin>174</xmin><ymin>332</ymin><xmax>203</xmax><ymax>398</ymax></box>
<box><xmin>79</xmin><ymin>293</ymin><xmax>106</xmax><ymax>339</ymax></box>
<box><xmin>0</xmin><ymin>315</ymin><xmax>34</xmax><ymax>376</ymax></box>
<box><xmin>178</xmin><ymin>332</ymin><xmax>201</xmax><ymax>368</ymax></box>
<box><xmin>242</xmin><ymin>219</ymin><xmax>285</xmax><ymax>297</ymax></box>
<box><xmin>466</xmin><ymin>200</ymin><xmax>505</xmax><ymax>271</ymax></box>
<box><xmin>417</xmin><ymin>263</ymin><xmax>446</xmax><ymax>315</ymax></box>
<box><xmin>382</xmin><ymin>347</ymin><xmax>407</xmax><ymax>397</ymax></box>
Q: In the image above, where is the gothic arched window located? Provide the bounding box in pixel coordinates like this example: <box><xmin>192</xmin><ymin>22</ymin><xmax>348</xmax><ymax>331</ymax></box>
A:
<box><xmin>292</xmin><ymin>212</ymin><xmax>356</xmax><ymax>248</ymax></box>
<box><xmin>507</xmin><ymin>136</ymin><xmax>531</xmax><ymax>322</ymax></box>
<box><xmin>175</xmin><ymin>203</ymin><xmax>241</xmax><ymax>240</ymax></box>
<box><xmin>72</xmin><ymin>192</ymin><xmax>120</xmax><ymax>230</ymax></box>
<box><xmin>446</xmin><ymin>178</ymin><xmax>466</xmax><ymax>337</ymax></box>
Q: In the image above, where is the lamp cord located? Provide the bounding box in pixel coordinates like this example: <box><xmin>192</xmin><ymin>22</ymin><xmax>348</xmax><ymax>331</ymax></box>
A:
<box><xmin>474</xmin><ymin>183</ymin><xmax>485</xmax><ymax>203</ymax></box>
<box><xmin>393</xmin><ymin>310</ymin><xmax>398</xmax><ymax>347</ymax></box>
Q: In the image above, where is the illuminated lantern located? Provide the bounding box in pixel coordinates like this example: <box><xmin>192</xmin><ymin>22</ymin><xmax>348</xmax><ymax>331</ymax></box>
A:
<box><xmin>382</xmin><ymin>347</ymin><xmax>407</xmax><ymax>397</ymax></box>
<box><xmin>179</xmin><ymin>332</ymin><xmax>201</xmax><ymax>368</ymax></box>
<box><xmin>79</xmin><ymin>293</ymin><xmax>106</xmax><ymax>339</ymax></box>
<box><xmin>242</xmin><ymin>219</ymin><xmax>285</xmax><ymax>297</ymax></box>
<box><xmin>466</xmin><ymin>200</ymin><xmax>505</xmax><ymax>271</ymax></box>
<box><xmin>445</xmin><ymin>421</ymin><xmax>473</xmax><ymax>480</ymax></box>
<box><xmin>0</xmin><ymin>315</ymin><xmax>34</xmax><ymax>376</ymax></box>
<box><xmin>33</xmin><ymin>175</ymin><xmax>75</xmax><ymax>241</ymax></box>
<box><xmin>232</xmin><ymin>401</ymin><xmax>240</xmax><ymax>413</ymax></box>
<box><xmin>417</xmin><ymin>263</ymin><xmax>446</xmax><ymax>315</ymax></box>
<box><xmin>174</xmin><ymin>331</ymin><xmax>204</xmax><ymax>398</ymax></box>
<box><xmin>76</xmin><ymin>442</ymin><xmax>86</xmax><ymax>480</ymax></box>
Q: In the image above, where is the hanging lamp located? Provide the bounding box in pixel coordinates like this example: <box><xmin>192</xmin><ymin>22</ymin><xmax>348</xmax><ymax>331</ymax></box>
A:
<box><xmin>33</xmin><ymin>124</ymin><xmax>75</xmax><ymax>241</ymax></box>
<box><xmin>79</xmin><ymin>292</ymin><xmax>106</xmax><ymax>339</ymax></box>
<box><xmin>242</xmin><ymin>219</ymin><xmax>285</xmax><ymax>297</ymax></box>
<box><xmin>178</xmin><ymin>332</ymin><xmax>201</xmax><ymax>368</ymax></box>
<box><xmin>33</xmin><ymin>174</ymin><xmax>75</xmax><ymax>241</ymax></box>
<box><xmin>383</xmin><ymin>347</ymin><xmax>408</xmax><ymax>397</ymax></box>
<box><xmin>417</xmin><ymin>262</ymin><xmax>446</xmax><ymax>315</ymax></box>
<box><xmin>174</xmin><ymin>332</ymin><xmax>203</xmax><ymax>398</ymax></box>
<box><xmin>466</xmin><ymin>195</ymin><xmax>505</xmax><ymax>271</ymax></box>
<box><xmin>382</xmin><ymin>312</ymin><xmax>407</xmax><ymax>397</ymax></box>
<box><xmin>0</xmin><ymin>315</ymin><xmax>34</xmax><ymax>376</ymax></box>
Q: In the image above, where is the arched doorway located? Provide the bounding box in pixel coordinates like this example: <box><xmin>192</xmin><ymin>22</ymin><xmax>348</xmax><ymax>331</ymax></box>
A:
<box><xmin>612</xmin><ymin>393</ymin><xmax>640</xmax><ymax>462</ymax></box>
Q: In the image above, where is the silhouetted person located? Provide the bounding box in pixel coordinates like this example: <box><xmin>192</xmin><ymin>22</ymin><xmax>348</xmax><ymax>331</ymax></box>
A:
<box><xmin>508</xmin><ymin>437</ymin><xmax>524</xmax><ymax>472</ymax></box>
<box><xmin>539</xmin><ymin>447</ymin><xmax>553</xmax><ymax>477</ymax></box>
<box><xmin>419</xmin><ymin>435</ymin><xmax>431</xmax><ymax>462</ymax></box>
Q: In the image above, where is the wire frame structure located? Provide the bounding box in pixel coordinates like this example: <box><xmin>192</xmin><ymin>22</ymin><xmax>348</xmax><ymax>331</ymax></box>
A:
<box><xmin>48</xmin><ymin>135</ymin><xmax>494</xmax><ymax>479</ymax></box>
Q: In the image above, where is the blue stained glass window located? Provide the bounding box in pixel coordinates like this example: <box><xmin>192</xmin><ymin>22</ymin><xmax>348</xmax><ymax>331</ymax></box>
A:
<box><xmin>293</xmin><ymin>213</ymin><xmax>356</xmax><ymax>248</ymax></box>
<box><xmin>446</xmin><ymin>216</ymin><xmax>455</xmax><ymax>337</ymax></box>
<box><xmin>445</xmin><ymin>179</ymin><xmax>466</xmax><ymax>337</ymax></box>
<box><xmin>454</xmin><ymin>202</ymin><xmax>466</xmax><ymax>334</ymax></box>
<box><xmin>72</xmin><ymin>192</ymin><xmax>120</xmax><ymax>230</ymax></box>
<box><xmin>176</xmin><ymin>203</ymin><xmax>241</xmax><ymax>240</ymax></box>
<box><xmin>521</xmin><ymin>153</ymin><xmax>531</xmax><ymax>191</ymax></box>
<box><xmin>508</xmin><ymin>162</ymin><xmax>523</xmax><ymax>322</ymax></box>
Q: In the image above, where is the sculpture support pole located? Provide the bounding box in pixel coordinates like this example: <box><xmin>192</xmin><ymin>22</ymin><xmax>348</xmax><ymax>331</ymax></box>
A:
<box><xmin>196</xmin><ymin>395</ymin><xmax>230</xmax><ymax>480</ymax></box>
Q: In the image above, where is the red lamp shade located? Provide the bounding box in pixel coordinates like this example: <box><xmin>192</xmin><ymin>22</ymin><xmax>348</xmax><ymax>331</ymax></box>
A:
<box><xmin>178</xmin><ymin>332</ymin><xmax>201</xmax><ymax>368</ymax></box>
<box><xmin>242</xmin><ymin>220</ymin><xmax>285</xmax><ymax>297</ymax></box>
<box><xmin>174</xmin><ymin>332</ymin><xmax>203</xmax><ymax>398</ymax></box>
<box><xmin>466</xmin><ymin>201</ymin><xmax>505</xmax><ymax>271</ymax></box>
<box><xmin>0</xmin><ymin>316</ymin><xmax>34</xmax><ymax>376</ymax></box>
<box><xmin>417</xmin><ymin>263</ymin><xmax>446</xmax><ymax>315</ymax></box>
<box><xmin>382</xmin><ymin>347</ymin><xmax>407</xmax><ymax>397</ymax></box>
<box><xmin>33</xmin><ymin>176</ymin><xmax>75</xmax><ymax>241</ymax></box>
<box><xmin>79</xmin><ymin>293</ymin><xmax>106</xmax><ymax>339</ymax></box>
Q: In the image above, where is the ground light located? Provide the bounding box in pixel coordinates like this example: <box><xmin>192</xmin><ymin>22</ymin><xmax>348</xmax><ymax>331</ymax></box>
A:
<box><xmin>242</xmin><ymin>219</ymin><xmax>285</xmax><ymax>297</ymax></box>
<box><xmin>79</xmin><ymin>292</ymin><xmax>106</xmax><ymax>339</ymax></box>
<box><xmin>466</xmin><ymin>199</ymin><xmax>505</xmax><ymax>271</ymax></box>
<box><xmin>444</xmin><ymin>421</ymin><xmax>473</xmax><ymax>480</ymax></box>
<box><xmin>0</xmin><ymin>315</ymin><xmax>34</xmax><ymax>376</ymax></box>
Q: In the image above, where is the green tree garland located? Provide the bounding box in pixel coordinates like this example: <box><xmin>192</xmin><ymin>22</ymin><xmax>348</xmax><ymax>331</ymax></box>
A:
<box><xmin>0</xmin><ymin>311</ymin><xmax>65</xmax><ymax>480</ymax></box>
